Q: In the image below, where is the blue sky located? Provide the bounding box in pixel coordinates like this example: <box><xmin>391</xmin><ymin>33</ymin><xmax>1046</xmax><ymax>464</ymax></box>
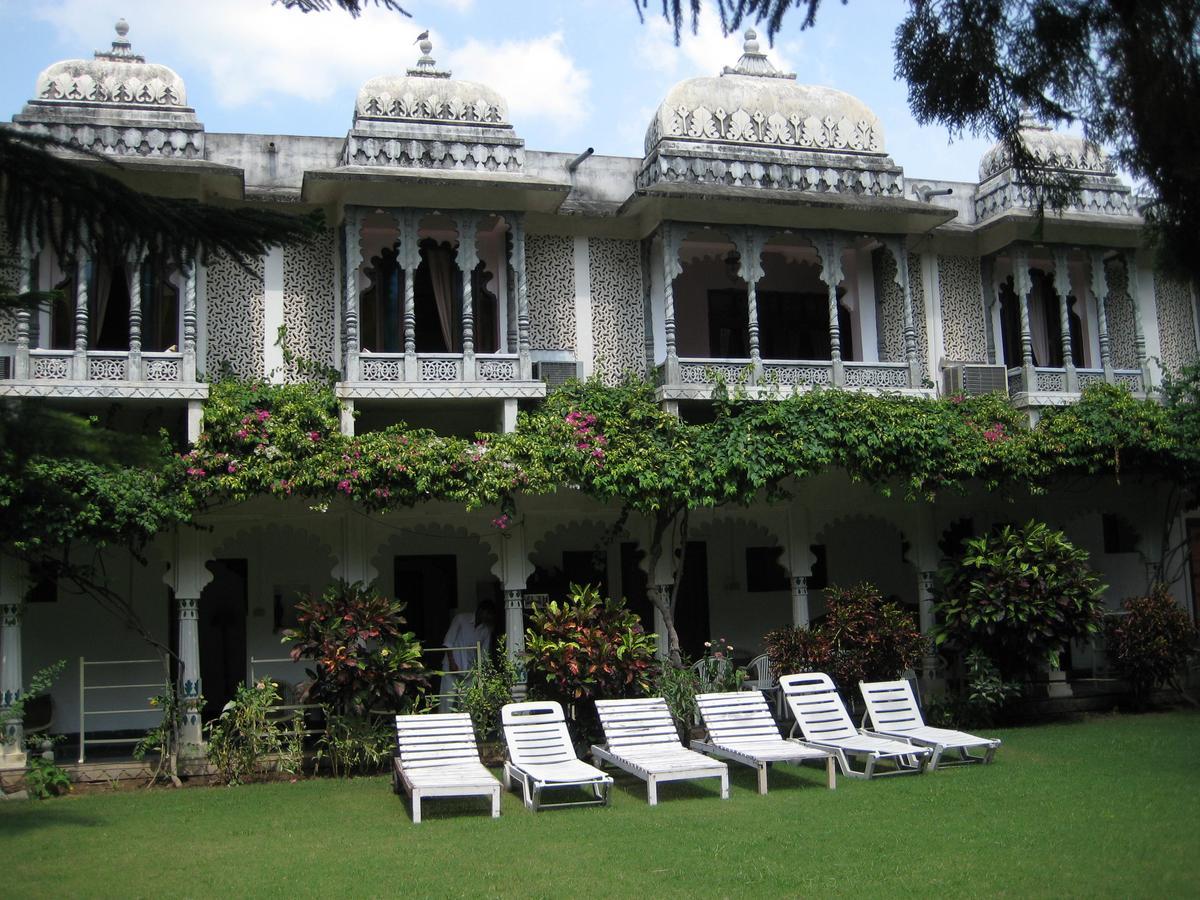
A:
<box><xmin>0</xmin><ymin>0</ymin><xmax>998</xmax><ymax>182</ymax></box>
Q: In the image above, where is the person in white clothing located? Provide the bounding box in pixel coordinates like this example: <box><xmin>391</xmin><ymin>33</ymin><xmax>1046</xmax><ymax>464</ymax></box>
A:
<box><xmin>438</xmin><ymin>600</ymin><xmax>496</xmax><ymax>711</ymax></box>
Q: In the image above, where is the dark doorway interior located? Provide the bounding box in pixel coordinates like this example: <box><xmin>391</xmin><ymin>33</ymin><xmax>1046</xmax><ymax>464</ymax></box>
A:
<box><xmin>674</xmin><ymin>541</ymin><xmax>711</xmax><ymax>661</ymax></box>
<box><xmin>620</xmin><ymin>542</ymin><xmax>653</xmax><ymax>631</ymax></box>
<box><xmin>394</xmin><ymin>554</ymin><xmax>458</xmax><ymax>649</ymax></box>
<box><xmin>199</xmin><ymin>559</ymin><xmax>247</xmax><ymax>720</ymax></box>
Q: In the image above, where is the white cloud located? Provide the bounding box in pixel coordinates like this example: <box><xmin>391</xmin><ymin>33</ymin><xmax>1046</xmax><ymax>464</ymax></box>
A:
<box><xmin>632</xmin><ymin>2</ymin><xmax>797</xmax><ymax>80</ymax></box>
<box><xmin>447</xmin><ymin>32</ymin><xmax>590</xmax><ymax>135</ymax></box>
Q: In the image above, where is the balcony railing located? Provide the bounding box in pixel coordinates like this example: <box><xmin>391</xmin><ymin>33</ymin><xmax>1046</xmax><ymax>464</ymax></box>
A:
<box><xmin>1008</xmin><ymin>366</ymin><xmax>1145</xmax><ymax>396</ymax></box>
<box><xmin>21</xmin><ymin>349</ymin><xmax>189</xmax><ymax>384</ymax></box>
<box><xmin>666</xmin><ymin>357</ymin><xmax>914</xmax><ymax>392</ymax></box>
<box><xmin>357</xmin><ymin>352</ymin><xmax>522</xmax><ymax>383</ymax></box>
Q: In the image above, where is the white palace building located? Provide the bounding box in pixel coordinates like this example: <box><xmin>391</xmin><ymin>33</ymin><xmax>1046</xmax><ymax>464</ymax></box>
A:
<box><xmin>1</xmin><ymin>22</ymin><xmax>1197</xmax><ymax>764</ymax></box>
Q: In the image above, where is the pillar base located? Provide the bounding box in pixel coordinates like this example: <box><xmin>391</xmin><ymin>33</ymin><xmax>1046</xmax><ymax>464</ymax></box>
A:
<box><xmin>0</xmin><ymin>746</ymin><xmax>28</xmax><ymax>771</ymax></box>
<box><xmin>1046</xmin><ymin>668</ymin><xmax>1074</xmax><ymax>699</ymax></box>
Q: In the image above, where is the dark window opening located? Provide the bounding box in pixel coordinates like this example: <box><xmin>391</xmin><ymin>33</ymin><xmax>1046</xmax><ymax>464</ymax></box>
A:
<box><xmin>746</xmin><ymin>546</ymin><xmax>789</xmax><ymax>592</ymax></box>
<box><xmin>394</xmin><ymin>554</ymin><xmax>458</xmax><ymax>650</ymax></box>
<box><xmin>999</xmin><ymin>272</ymin><xmax>1085</xmax><ymax>368</ymax></box>
<box><xmin>1102</xmin><ymin>514</ymin><xmax>1139</xmax><ymax>554</ymax></box>
<box><xmin>807</xmin><ymin>545</ymin><xmax>828</xmax><ymax>592</ymax></box>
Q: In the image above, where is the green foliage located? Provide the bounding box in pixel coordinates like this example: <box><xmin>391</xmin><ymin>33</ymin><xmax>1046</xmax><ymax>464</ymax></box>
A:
<box><xmin>316</xmin><ymin>715</ymin><xmax>395</xmax><ymax>778</ymax></box>
<box><xmin>132</xmin><ymin>680</ymin><xmax>191</xmax><ymax>784</ymax></box>
<box><xmin>926</xmin><ymin>649</ymin><xmax>1023</xmax><ymax>730</ymax></box>
<box><xmin>455</xmin><ymin>641</ymin><xmax>518</xmax><ymax>741</ymax></box>
<box><xmin>694</xmin><ymin>638</ymin><xmax>747</xmax><ymax>692</ymax></box>
<box><xmin>933</xmin><ymin>521</ymin><xmax>1106</xmax><ymax>678</ymax></box>
<box><xmin>283</xmin><ymin>580</ymin><xmax>428</xmax><ymax>716</ymax></box>
<box><xmin>1105</xmin><ymin>585</ymin><xmax>1198</xmax><ymax>707</ymax></box>
<box><xmin>652</xmin><ymin>662</ymin><xmax>701</xmax><ymax>739</ymax></box>
<box><xmin>764</xmin><ymin>583</ymin><xmax>926</xmax><ymax>691</ymax></box>
<box><xmin>205</xmin><ymin>679</ymin><xmax>303</xmax><ymax>785</ymax></box>
<box><xmin>524</xmin><ymin>584</ymin><xmax>657</xmax><ymax>702</ymax></box>
<box><xmin>23</xmin><ymin>755</ymin><xmax>71</xmax><ymax>800</ymax></box>
<box><xmin>0</xmin><ymin>659</ymin><xmax>64</xmax><ymax>748</ymax></box>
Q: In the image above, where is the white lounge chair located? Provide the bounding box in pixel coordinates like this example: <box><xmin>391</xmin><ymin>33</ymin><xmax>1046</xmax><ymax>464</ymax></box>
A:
<box><xmin>780</xmin><ymin>673</ymin><xmax>930</xmax><ymax>779</ymax></box>
<box><xmin>859</xmin><ymin>679</ymin><xmax>1000</xmax><ymax>769</ymax></box>
<box><xmin>591</xmin><ymin>697</ymin><xmax>729</xmax><ymax>805</ymax></box>
<box><xmin>501</xmin><ymin>700</ymin><xmax>613</xmax><ymax>812</ymax></box>
<box><xmin>690</xmin><ymin>690</ymin><xmax>836</xmax><ymax>793</ymax></box>
<box><xmin>392</xmin><ymin>713</ymin><xmax>501</xmax><ymax>824</ymax></box>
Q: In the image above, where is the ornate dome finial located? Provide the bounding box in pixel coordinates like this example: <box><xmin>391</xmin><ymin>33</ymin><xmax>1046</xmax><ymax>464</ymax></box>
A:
<box><xmin>96</xmin><ymin>17</ymin><xmax>144</xmax><ymax>63</ymax></box>
<box><xmin>407</xmin><ymin>34</ymin><xmax>450</xmax><ymax>78</ymax></box>
<box><xmin>723</xmin><ymin>26</ymin><xmax>795</xmax><ymax>79</ymax></box>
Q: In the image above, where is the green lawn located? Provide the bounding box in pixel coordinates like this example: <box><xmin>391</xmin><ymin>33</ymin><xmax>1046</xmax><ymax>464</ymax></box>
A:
<box><xmin>2</xmin><ymin>711</ymin><xmax>1197</xmax><ymax>898</ymax></box>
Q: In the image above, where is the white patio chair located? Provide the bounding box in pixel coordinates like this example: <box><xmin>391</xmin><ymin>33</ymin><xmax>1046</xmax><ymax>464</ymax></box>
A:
<box><xmin>780</xmin><ymin>672</ymin><xmax>930</xmax><ymax>779</ymax></box>
<box><xmin>392</xmin><ymin>713</ymin><xmax>501</xmax><ymax>824</ymax></box>
<box><xmin>744</xmin><ymin>653</ymin><xmax>783</xmax><ymax>717</ymax></box>
<box><xmin>501</xmin><ymin>700</ymin><xmax>613</xmax><ymax>812</ymax></box>
<box><xmin>591</xmin><ymin>697</ymin><xmax>729</xmax><ymax>805</ymax></box>
<box><xmin>690</xmin><ymin>690</ymin><xmax>836</xmax><ymax>794</ymax></box>
<box><xmin>859</xmin><ymin>679</ymin><xmax>1000</xmax><ymax>769</ymax></box>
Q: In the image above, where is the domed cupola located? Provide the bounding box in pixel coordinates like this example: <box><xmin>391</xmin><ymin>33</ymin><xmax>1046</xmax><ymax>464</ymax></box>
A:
<box><xmin>343</xmin><ymin>37</ymin><xmax>523</xmax><ymax>172</ymax></box>
<box><xmin>12</xmin><ymin>19</ymin><xmax>204</xmax><ymax>158</ymax></box>
<box><xmin>974</xmin><ymin>110</ymin><xmax>1134</xmax><ymax>221</ymax></box>
<box><xmin>638</xmin><ymin>29</ymin><xmax>902</xmax><ymax>196</ymax></box>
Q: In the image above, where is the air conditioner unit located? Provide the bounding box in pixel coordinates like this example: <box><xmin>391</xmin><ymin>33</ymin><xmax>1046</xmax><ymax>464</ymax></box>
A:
<box><xmin>532</xmin><ymin>361</ymin><xmax>579</xmax><ymax>388</ymax></box>
<box><xmin>0</xmin><ymin>356</ymin><xmax>11</xmax><ymax>379</ymax></box>
<box><xmin>943</xmin><ymin>363</ymin><xmax>1008</xmax><ymax>396</ymax></box>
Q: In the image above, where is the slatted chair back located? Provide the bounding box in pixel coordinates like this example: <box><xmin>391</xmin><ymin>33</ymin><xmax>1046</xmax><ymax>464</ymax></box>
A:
<box><xmin>595</xmin><ymin>698</ymin><xmax>684</xmax><ymax>752</ymax></box>
<box><xmin>394</xmin><ymin>713</ymin><xmax>483</xmax><ymax>771</ymax></box>
<box><xmin>745</xmin><ymin>654</ymin><xmax>773</xmax><ymax>691</ymax></box>
<box><xmin>779</xmin><ymin>673</ymin><xmax>859</xmax><ymax>742</ymax></box>
<box><xmin>694</xmin><ymin>690</ymin><xmax>781</xmax><ymax>746</ymax></box>
<box><xmin>501</xmin><ymin>701</ymin><xmax>578</xmax><ymax>768</ymax></box>
<box><xmin>859</xmin><ymin>679</ymin><xmax>924</xmax><ymax>734</ymax></box>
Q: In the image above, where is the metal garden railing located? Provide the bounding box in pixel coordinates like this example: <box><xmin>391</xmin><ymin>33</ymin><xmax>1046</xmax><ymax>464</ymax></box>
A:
<box><xmin>77</xmin><ymin>657</ymin><xmax>165</xmax><ymax>764</ymax></box>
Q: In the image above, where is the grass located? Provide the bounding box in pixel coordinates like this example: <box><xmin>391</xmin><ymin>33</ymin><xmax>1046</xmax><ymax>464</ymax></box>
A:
<box><xmin>2</xmin><ymin>711</ymin><xmax>1198</xmax><ymax>898</ymax></box>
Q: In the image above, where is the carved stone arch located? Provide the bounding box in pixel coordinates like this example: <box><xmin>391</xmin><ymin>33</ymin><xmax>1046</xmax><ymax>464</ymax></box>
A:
<box><xmin>811</xmin><ymin>512</ymin><xmax>918</xmax><ymax>610</ymax></box>
<box><xmin>812</xmin><ymin>511</ymin><xmax>911</xmax><ymax>546</ymax></box>
<box><xmin>690</xmin><ymin>512</ymin><xmax>786</xmax><ymax>550</ymax></box>
<box><xmin>369</xmin><ymin>521</ymin><xmax>499</xmax><ymax>587</ymax></box>
<box><xmin>210</xmin><ymin>521</ymin><xmax>338</xmax><ymax>577</ymax></box>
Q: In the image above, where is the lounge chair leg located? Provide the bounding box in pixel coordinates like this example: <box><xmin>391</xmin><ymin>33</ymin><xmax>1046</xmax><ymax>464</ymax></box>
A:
<box><xmin>412</xmin><ymin>790</ymin><xmax>422</xmax><ymax>825</ymax></box>
<box><xmin>929</xmin><ymin>746</ymin><xmax>944</xmax><ymax>771</ymax></box>
<box><xmin>826</xmin><ymin>756</ymin><xmax>836</xmax><ymax>790</ymax></box>
<box><xmin>984</xmin><ymin>745</ymin><xmax>997</xmax><ymax>765</ymax></box>
<box><xmin>757</xmin><ymin>764</ymin><xmax>768</xmax><ymax>795</ymax></box>
<box><xmin>648</xmin><ymin>776</ymin><xmax>657</xmax><ymax>806</ymax></box>
<box><xmin>491</xmin><ymin>788</ymin><xmax>500</xmax><ymax>819</ymax></box>
<box><xmin>719</xmin><ymin>770</ymin><xmax>729</xmax><ymax>800</ymax></box>
<box><xmin>864</xmin><ymin>756</ymin><xmax>876</xmax><ymax>779</ymax></box>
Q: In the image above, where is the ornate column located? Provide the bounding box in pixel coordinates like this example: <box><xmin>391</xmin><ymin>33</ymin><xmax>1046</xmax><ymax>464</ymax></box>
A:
<box><xmin>456</xmin><ymin>214</ymin><xmax>478</xmax><ymax>381</ymax></box>
<box><xmin>1125</xmin><ymin>251</ymin><xmax>1152</xmax><ymax>390</ymax></box>
<box><xmin>737</xmin><ymin>228</ymin><xmax>765</xmax><ymax>383</ymax></box>
<box><xmin>72</xmin><ymin>253</ymin><xmax>90</xmax><ymax>381</ymax></box>
<box><xmin>815</xmin><ymin>232</ymin><xmax>846</xmax><ymax>386</ymax></box>
<box><xmin>1012</xmin><ymin>247</ymin><xmax>1036</xmax><ymax>393</ymax></box>
<box><xmin>889</xmin><ymin>239</ymin><xmax>921</xmax><ymax>388</ymax></box>
<box><xmin>182</xmin><ymin>256</ymin><xmax>198</xmax><ymax>383</ymax></box>
<box><xmin>980</xmin><ymin>255</ymin><xmax>1000</xmax><ymax>365</ymax></box>
<box><xmin>503</xmin><ymin>589</ymin><xmax>526</xmax><ymax>697</ymax></box>
<box><xmin>0</xmin><ymin>579</ymin><xmax>26</xmax><ymax>768</ymax></box>
<box><xmin>1052</xmin><ymin>247</ymin><xmax>1078</xmax><ymax>391</ymax></box>
<box><xmin>1090</xmin><ymin>250</ymin><xmax>1113</xmax><ymax>382</ymax></box>
<box><xmin>14</xmin><ymin>240</ymin><xmax>33</xmax><ymax>379</ymax></box>
<box><xmin>510</xmin><ymin>213</ymin><xmax>532</xmax><ymax>379</ymax></box>
<box><xmin>790</xmin><ymin>575</ymin><xmax>809</xmax><ymax>628</ymax></box>
<box><xmin>166</xmin><ymin>528</ymin><xmax>213</xmax><ymax>757</ymax></box>
<box><xmin>661</xmin><ymin>222</ymin><xmax>682</xmax><ymax>385</ymax></box>
<box><xmin>342</xmin><ymin>207</ymin><xmax>361</xmax><ymax>382</ymax></box>
<box><xmin>126</xmin><ymin>250</ymin><xmax>144</xmax><ymax>381</ymax></box>
<box><xmin>918</xmin><ymin>569</ymin><xmax>940</xmax><ymax>678</ymax></box>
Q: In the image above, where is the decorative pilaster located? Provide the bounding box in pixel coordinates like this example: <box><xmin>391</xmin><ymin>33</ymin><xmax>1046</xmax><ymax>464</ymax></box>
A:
<box><xmin>1125</xmin><ymin>251</ymin><xmax>1152</xmax><ymax>389</ymax></box>
<box><xmin>182</xmin><ymin>256</ymin><xmax>198</xmax><ymax>383</ymax></box>
<box><xmin>176</xmin><ymin>595</ymin><xmax>203</xmax><ymax>750</ymax></box>
<box><xmin>1090</xmin><ymin>250</ymin><xmax>1113</xmax><ymax>381</ymax></box>
<box><xmin>72</xmin><ymin>253</ymin><xmax>90</xmax><ymax>380</ymax></box>
<box><xmin>815</xmin><ymin>232</ymin><xmax>846</xmax><ymax>385</ymax></box>
<box><xmin>1012</xmin><ymin>247</ymin><xmax>1035</xmax><ymax>393</ymax></box>
<box><xmin>14</xmin><ymin>241</ymin><xmax>33</xmax><ymax>379</ymax></box>
<box><xmin>890</xmin><ymin>239</ymin><xmax>921</xmax><ymax>387</ymax></box>
<box><xmin>127</xmin><ymin>251</ymin><xmax>144</xmax><ymax>381</ymax></box>
<box><xmin>737</xmin><ymin>228</ymin><xmax>765</xmax><ymax>382</ymax></box>
<box><xmin>981</xmin><ymin>254</ymin><xmax>999</xmax><ymax>365</ymax></box>
<box><xmin>343</xmin><ymin>208</ymin><xmax>361</xmax><ymax>381</ymax></box>
<box><xmin>661</xmin><ymin>223</ymin><xmax>682</xmax><ymax>384</ymax></box>
<box><xmin>503</xmin><ymin>589</ymin><xmax>527</xmax><ymax>691</ymax></box>
<box><xmin>1052</xmin><ymin>247</ymin><xmax>1078</xmax><ymax>391</ymax></box>
<box><xmin>457</xmin><ymin>214</ymin><xmax>478</xmax><ymax>380</ymax></box>
<box><xmin>0</xmin><ymin>597</ymin><xmax>26</xmax><ymax>767</ymax></box>
<box><xmin>652</xmin><ymin>584</ymin><xmax>671</xmax><ymax>661</ymax></box>
<box><xmin>510</xmin><ymin>213</ymin><xmax>532</xmax><ymax>379</ymax></box>
<box><xmin>918</xmin><ymin>569</ymin><xmax>939</xmax><ymax>677</ymax></box>
<box><xmin>790</xmin><ymin>575</ymin><xmax>809</xmax><ymax>628</ymax></box>
<box><xmin>640</xmin><ymin>237</ymin><xmax>655</xmax><ymax>375</ymax></box>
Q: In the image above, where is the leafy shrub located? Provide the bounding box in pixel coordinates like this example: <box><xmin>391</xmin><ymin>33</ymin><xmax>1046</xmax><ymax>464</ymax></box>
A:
<box><xmin>283</xmin><ymin>580</ymin><xmax>428</xmax><ymax>716</ymax></box>
<box><xmin>205</xmin><ymin>679</ymin><xmax>303</xmax><ymax>785</ymax></box>
<box><xmin>317</xmin><ymin>715</ymin><xmax>395</xmax><ymax>778</ymax></box>
<box><xmin>24</xmin><ymin>755</ymin><xmax>71</xmax><ymax>799</ymax></box>
<box><xmin>524</xmin><ymin>584</ymin><xmax>657</xmax><ymax>703</ymax></box>
<box><xmin>765</xmin><ymin>583</ymin><xmax>926</xmax><ymax>692</ymax></box>
<box><xmin>455</xmin><ymin>641</ymin><xmax>518</xmax><ymax>741</ymax></box>
<box><xmin>1106</xmin><ymin>585</ymin><xmax>1198</xmax><ymax>707</ymax></box>
<box><xmin>925</xmin><ymin>649</ymin><xmax>1023</xmax><ymax>729</ymax></box>
<box><xmin>694</xmin><ymin>638</ymin><xmax>747</xmax><ymax>693</ymax></box>
<box><xmin>933</xmin><ymin>521</ymin><xmax>1106</xmax><ymax>678</ymax></box>
<box><xmin>652</xmin><ymin>662</ymin><xmax>701</xmax><ymax>738</ymax></box>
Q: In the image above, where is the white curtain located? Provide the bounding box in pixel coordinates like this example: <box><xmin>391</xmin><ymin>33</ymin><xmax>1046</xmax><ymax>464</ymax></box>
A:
<box><xmin>1027</xmin><ymin>288</ymin><xmax>1050</xmax><ymax>367</ymax></box>
<box><xmin>426</xmin><ymin>244</ymin><xmax>458</xmax><ymax>352</ymax></box>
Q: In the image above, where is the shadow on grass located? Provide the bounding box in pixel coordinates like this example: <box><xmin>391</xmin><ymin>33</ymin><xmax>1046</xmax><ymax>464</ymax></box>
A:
<box><xmin>0</xmin><ymin>801</ymin><xmax>104</xmax><ymax>834</ymax></box>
